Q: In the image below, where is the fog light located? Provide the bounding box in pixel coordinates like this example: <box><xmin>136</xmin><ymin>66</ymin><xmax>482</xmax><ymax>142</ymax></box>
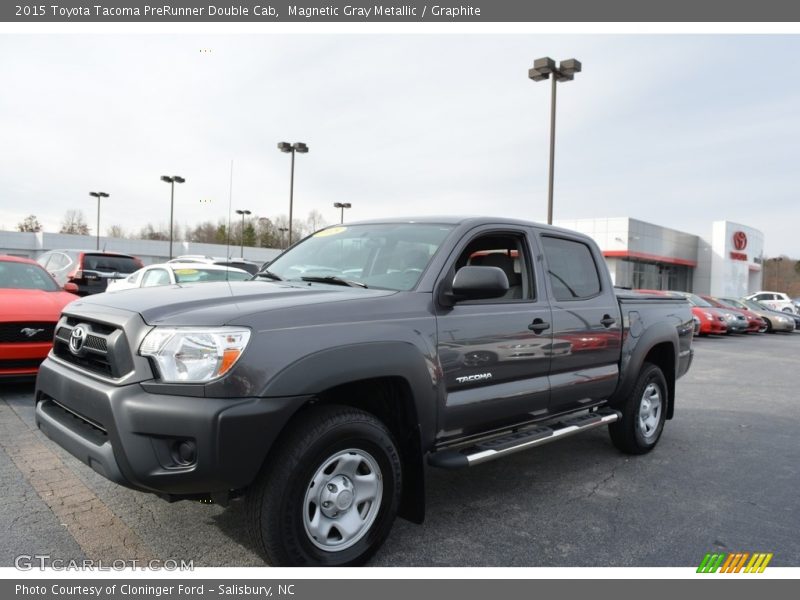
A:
<box><xmin>174</xmin><ymin>440</ymin><xmax>197</xmax><ymax>465</ymax></box>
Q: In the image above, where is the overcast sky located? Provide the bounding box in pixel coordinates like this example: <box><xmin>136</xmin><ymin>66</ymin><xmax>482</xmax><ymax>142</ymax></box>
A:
<box><xmin>0</xmin><ymin>34</ymin><xmax>798</xmax><ymax>255</ymax></box>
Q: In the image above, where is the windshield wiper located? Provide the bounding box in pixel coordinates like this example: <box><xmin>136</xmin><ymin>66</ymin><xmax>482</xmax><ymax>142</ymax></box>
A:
<box><xmin>254</xmin><ymin>270</ymin><xmax>284</xmax><ymax>281</ymax></box>
<box><xmin>299</xmin><ymin>276</ymin><xmax>368</xmax><ymax>288</ymax></box>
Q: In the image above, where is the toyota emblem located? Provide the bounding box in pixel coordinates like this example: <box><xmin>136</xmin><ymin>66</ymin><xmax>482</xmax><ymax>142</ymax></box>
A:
<box><xmin>69</xmin><ymin>325</ymin><xmax>87</xmax><ymax>355</ymax></box>
<box><xmin>732</xmin><ymin>231</ymin><xmax>747</xmax><ymax>251</ymax></box>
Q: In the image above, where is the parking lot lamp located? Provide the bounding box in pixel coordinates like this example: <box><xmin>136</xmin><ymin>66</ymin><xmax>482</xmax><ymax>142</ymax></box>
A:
<box><xmin>528</xmin><ymin>57</ymin><xmax>581</xmax><ymax>225</ymax></box>
<box><xmin>235</xmin><ymin>209</ymin><xmax>252</xmax><ymax>258</ymax></box>
<box><xmin>773</xmin><ymin>257</ymin><xmax>784</xmax><ymax>290</ymax></box>
<box><xmin>160</xmin><ymin>175</ymin><xmax>186</xmax><ymax>259</ymax></box>
<box><xmin>333</xmin><ymin>202</ymin><xmax>352</xmax><ymax>224</ymax></box>
<box><xmin>278</xmin><ymin>226</ymin><xmax>289</xmax><ymax>249</ymax></box>
<box><xmin>88</xmin><ymin>191</ymin><xmax>109</xmax><ymax>250</ymax></box>
<box><xmin>278</xmin><ymin>142</ymin><xmax>309</xmax><ymax>247</ymax></box>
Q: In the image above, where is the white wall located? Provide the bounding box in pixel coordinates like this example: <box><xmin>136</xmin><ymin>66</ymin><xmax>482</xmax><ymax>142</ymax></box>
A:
<box><xmin>707</xmin><ymin>221</ymin><xmax>764</xmax><ymax>298</ymax></box>
<box><xmin>0</xmin><ymin>230</ymin><xmax>281</xmax><ymax>265</ymax></box>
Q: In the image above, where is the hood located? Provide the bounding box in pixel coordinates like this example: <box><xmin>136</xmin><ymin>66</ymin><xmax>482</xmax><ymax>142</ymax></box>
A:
<box><xmin>67</xmin><ymin>280</ymin><xmax>397</xmax><ymax>326</ymax></box>
<box><xmin>0</xmin><ymin>289</ymin><xmax>79</xmax><ymax>322</ymax></box>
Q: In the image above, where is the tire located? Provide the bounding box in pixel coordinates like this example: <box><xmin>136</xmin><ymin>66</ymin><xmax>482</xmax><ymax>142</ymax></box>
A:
<box><xmin>609</xmin><ymin>362</ymin><xmax>668</xmax><ymax>455</ymax></box>
<box><xmin>764</xmin><ymin>318</ymin><xmax>774</xmax><ymax>333</ymax></box>
<box><xmin>246</xmin><ymin>405</ymin><xmax>402</xmax><ymax>566</ymax></box>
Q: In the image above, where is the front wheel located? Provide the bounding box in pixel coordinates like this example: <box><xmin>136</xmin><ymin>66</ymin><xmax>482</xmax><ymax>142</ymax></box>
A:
<box><xmin>246</xmin><ymin>405</ymin><xmax>402</xmax><ymax>566</ymax></box>
<box><xmin>609</xmin><ymin>362</ymin><xmax>668</xmax><ymax>455</ymax></box>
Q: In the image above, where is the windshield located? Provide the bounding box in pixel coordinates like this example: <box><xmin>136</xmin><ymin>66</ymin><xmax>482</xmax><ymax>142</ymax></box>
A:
<box><xmin>744</xmin><ymin>299</ymin><xmax>768</xmax><ymax>312</ymax></box>
<box><xmin>0</xmin><ymin>261</ymin><xmax>60</xmax><ymax>291</ymax></box>
<box><xmin>717</xmin><ymin>298</ymin><xmax>743</xmax><ymax>310</ymax></box>
<box><xmin>262</xmin><ymin>223</ymin><xmax>454</xmax><ymax>291</ymax></box>
<box><xmin>173</xmin><ymin>268</ymin><xmax>252</xmax><ymax>283</ymax></box>
<box><xmin>683</xmin><ymin>293</ymin><xmax>712</xmax><ymax>308</ymax></box>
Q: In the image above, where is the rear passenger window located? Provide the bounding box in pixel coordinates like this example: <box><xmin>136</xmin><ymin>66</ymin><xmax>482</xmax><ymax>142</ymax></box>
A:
<box><xmin>541</xmin><ymin>236</ymin><xmax>601</xmax><ymax>301</ymax></box>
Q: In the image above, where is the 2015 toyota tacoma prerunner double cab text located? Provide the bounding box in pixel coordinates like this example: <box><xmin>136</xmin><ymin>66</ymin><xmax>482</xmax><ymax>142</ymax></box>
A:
<box><xmin>35</xmin><ymin>217</ymin><xmax>693</xmax><ymax>566</ymax></box>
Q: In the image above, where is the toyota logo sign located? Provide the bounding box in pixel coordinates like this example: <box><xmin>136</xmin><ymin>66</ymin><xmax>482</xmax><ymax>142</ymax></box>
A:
<box><xmin>732</xmin><ymin>231</ymin><xmax>747</xmax><ymax>251</ymax></box>
<box><xmin>69</xmin><ymin>325</ymin><xmax>87</xmax><ymax>355</ymax></box>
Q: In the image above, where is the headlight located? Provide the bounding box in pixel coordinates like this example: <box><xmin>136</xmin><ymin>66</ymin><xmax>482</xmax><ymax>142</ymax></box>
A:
<box><xmin>140</xmin><ymin>327</ymin><xmax>251</xmax><ymax>383</ymax></box>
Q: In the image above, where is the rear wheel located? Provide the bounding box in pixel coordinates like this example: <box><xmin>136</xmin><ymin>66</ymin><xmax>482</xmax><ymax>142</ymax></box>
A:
<box><xmin>764</xmin><ymin>318</ymin><xmax>774</xmax><ymax>333</ymax></box>
<box><xmin>246</xmin><ymin>405</ymin><xmax>402</xmax><ymax>566</ymax></box>
<box><xmin>609</xmin><ymin>363</ymin><xmax>667</xmax><ymax>455</ymax></box>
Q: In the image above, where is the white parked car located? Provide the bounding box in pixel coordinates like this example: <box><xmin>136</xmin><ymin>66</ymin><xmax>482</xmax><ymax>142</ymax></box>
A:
<box><xmin>106</xmin><ymin>262</ymin><xmax>252</xmax><ymax>292</ymax></box>
<box><xmin>168</xmin><ymin>255</ymin><xmax>261</xmax><ymax>275</ymax></box>
<box><xmin>744</xmin><ymin>291</ymin><xmax>798</xmax><ymax>314</ymax></box>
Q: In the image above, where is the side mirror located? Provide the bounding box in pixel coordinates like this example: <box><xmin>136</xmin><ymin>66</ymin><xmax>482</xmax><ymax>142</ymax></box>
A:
<box><xmin>447</xmin><ymin>266</ymin><xmax>509</xmax><ymax>303</ymax></box>
<box><xmin>63</xmin><ymin>282</ymin><xmax>79</xmax><ymax>294</ymax></box>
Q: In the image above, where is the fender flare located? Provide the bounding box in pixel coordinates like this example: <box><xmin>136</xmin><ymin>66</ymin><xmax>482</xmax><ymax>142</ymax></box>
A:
<box><xmin>260</xmin><ymin>341</ymin><xmax>438</xmax><ymax>440</ymax></box>
<box><xmin>610</xmin><ymin>320</ymin><xmax>679</xmax><ymax>418</ymax></box>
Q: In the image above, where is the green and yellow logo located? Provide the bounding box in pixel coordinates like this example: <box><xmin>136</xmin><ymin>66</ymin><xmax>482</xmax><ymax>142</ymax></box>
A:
<box><xmin>697</xmin><ymin>552</ymin><xmax>773</xmax><ymax>573</ymax></box>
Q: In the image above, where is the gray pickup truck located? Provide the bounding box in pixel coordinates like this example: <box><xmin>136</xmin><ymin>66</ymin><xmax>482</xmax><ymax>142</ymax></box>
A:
<box><xmin>35</xmin><ymin>217</ymin><xmax>693</xmax><ymax>566</ymax></box>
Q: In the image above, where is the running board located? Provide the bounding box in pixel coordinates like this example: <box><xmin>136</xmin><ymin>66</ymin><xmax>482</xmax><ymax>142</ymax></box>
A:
<box><xmin>428</xmin><ymin>410</ymin><xmax>621</xmax><ymax>469</ymax></box>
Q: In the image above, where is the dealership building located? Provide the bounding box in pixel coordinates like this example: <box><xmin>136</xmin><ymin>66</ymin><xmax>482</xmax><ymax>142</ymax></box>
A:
<box><xmin>554</xmin><ymin>218</ymin><xmax>764</xmax><ymax>298</ymax></box>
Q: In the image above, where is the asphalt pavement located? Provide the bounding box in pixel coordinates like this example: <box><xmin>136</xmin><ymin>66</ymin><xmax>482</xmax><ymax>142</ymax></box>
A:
<box><xmin>1</xmin><ymin>331</ymin><xmax>798</xmax><ymax>567</ymax></box>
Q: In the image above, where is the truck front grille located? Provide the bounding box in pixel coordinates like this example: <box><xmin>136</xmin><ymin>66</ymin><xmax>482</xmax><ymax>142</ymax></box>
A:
<box><xmin>52</xmin><ymin>318</ymin><xmax>128</xmax><ymax>378</ymax></box>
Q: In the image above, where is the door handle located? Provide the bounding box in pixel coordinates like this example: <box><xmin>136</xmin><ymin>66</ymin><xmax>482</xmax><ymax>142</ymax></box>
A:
<box><xmin>528</xmin><ymin>319</ymin><xmax>550</xmax><ymax>334</ymax></box>
<box><xmin>600</xmin><ymin>314</ymin><xmax>616</xmax><ymax>328</ymax></box>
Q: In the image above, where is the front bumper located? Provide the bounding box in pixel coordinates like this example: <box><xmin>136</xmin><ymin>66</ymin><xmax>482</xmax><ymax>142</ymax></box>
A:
<box><xmin>35</xmin><ymin>357</ymin><xmax>308</xmax><ymax>496</ymax></box>
<box><xmin>0</xmin><ymin>341</ymin><xmax>51</xmax><ymax>377</ymax></box>
<box><xmin>726</xmin><ymin>320</ymin><xmax>748</xmax><ymax>333</ymax></box>
<box><xmin>771</xmin><ymin>319</ymin><xmax>796</xmax><ymax>332</ymax></box>
<box><xmin>700</xmin><ymin>320</ymin><xmax>727</xmax><ymax>335</ymax></box>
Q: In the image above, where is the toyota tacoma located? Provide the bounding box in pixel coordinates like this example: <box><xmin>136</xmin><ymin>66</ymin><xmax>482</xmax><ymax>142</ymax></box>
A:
<box><xmin>35</xmin><ymin>217</ymin><xmax>693</xmax><ymax>566</ymax></box>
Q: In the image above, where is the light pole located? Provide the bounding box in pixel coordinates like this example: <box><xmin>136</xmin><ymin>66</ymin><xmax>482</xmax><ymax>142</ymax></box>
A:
<box><xmin>278</xmin><ymin>226</ymin><xmax>289</xmax><ymax>250</ymax></box>
<box><xmin>160</xmin><ymin>175</ymin><xmax>185</xmax><ymax>259</ymax></box>
<box><xmin>278</xmin><ymin>141</ymin><xmax>309</xmax><ymax>247</ymax></box>
<box><xmin>89</xmin><ymin>191</ymin><xmax>109</xmax><ymax>250</ymax></box>
<box><xmin>333</xmin><ymin>202</ymin><xmax>352</xmax><ymax>224</ymax></box>
<box><xmin>528</xmin><ymin>57</ymin><xmax>581</xmax><ymax>225</ymax></box>
<box><xmin>773</xmin><ymin>257</ymin><xmax>784</xmax><ymax>290</ymax></box>
<box><xmin>235</xmin><ymin>209</ymin><xmax>251</xmax><ymax>258</ymax></box>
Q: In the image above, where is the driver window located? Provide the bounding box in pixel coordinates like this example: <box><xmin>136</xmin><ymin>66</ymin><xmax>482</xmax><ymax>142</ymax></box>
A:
<box><xmin>454</xmin><ymin>232</ymin><xmax>533</xmax><ymax>301</ymax></box>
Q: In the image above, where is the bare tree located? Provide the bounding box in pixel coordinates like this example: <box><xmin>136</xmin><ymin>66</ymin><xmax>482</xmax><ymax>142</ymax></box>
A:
<box><xmin>107</xmin><ymin>224</ymin><xmax>126</xmax><ymax>238</ymax></box>
<box><xmin>17</xmin><ymin>214</ymin><xmax>43</xmax><ymax>232</ymax></box>
<box><xmin>306</xmin><ymin>209</ymin><xmax>327</xmax><ymax>233</ymax></box>
<box><xmin>60</xmin><ymin>210</ymin><xmax>90</xmax><ymax>235</ymax></box>
<box><xmin>139</xmin><ymin>222</ymin><xmax>169</xmax><ymax>241</ymax></box>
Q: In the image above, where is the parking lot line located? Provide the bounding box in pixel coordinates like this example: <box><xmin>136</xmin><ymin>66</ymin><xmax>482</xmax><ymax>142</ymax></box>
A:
<box><xmin>0</xmin><ymin>400</ymin><xmax>154</xmax><ymax>563</ymax></box>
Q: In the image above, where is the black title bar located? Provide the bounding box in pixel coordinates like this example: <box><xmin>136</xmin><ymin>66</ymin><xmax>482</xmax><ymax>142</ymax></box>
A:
<box><xmin>4</xmin><ymin>0</ymin><xmax>800</xmax><ymax>22</ymax></box>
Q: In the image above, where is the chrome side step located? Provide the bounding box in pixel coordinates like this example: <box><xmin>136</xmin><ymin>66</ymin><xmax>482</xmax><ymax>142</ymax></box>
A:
<box><xmin>428</xmin><ymin>410</ymin><xmax>620</xmax><ymax>469</ymax></box>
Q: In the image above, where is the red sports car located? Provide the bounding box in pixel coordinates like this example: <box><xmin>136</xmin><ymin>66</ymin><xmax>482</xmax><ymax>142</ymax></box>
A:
<box><xmin>701</xmin><ymin>295</ymin><xmax>766</xmax><ymax>333</ymax></box>
<box><xmin>0</xmin><ymin>255</ymin><xmax>79</xmax><ymax>378</ymax></box>
<box><xmin>636</xmin><ymin>289</ymin><xmax>728</xmax><ymax>335</ymax></box>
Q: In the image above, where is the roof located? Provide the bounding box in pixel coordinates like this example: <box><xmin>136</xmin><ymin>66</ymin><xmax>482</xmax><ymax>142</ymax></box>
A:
<box><xmin>336</xmin><ymin>215</ymin><xmax>579</xmax><ymax>236</ymax></box>
<box><xmin>153</xmin><ymin>262</ymin><xmax>250</xmax><ymax>274</ymax></box>
<box><xmin>0</xmin><ymin>255</ymin><xmax>37</xmax><ymax>264</ymax></box>
<box><xmin>42</xmin><ymin>249</ymin><xmax>138</xmax><ymax>258</ymax></box>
